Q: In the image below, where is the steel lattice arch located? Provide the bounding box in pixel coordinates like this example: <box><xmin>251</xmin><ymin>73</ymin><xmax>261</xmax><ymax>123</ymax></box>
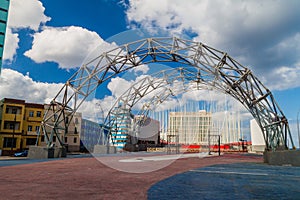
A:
<box><xmin>41</xmin><ymin>37</ymin><xmax>295</xmax><ymax>151</ymax></box>
<box><xmin>104</xmin><ymin>67</ymin><xmax>220</xmax><ymax>143</ymax></box>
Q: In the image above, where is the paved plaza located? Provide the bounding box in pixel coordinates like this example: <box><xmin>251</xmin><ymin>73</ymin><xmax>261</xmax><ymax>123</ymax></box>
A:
<box><xmin>0</xmin><ymin>153</ymin><xmax>299</xmax><ymax>199</ymax></box>
<box><xmin>148</xmin><ymin>162</ymin><xmax>300</xmax><ymax>200</ymax></box>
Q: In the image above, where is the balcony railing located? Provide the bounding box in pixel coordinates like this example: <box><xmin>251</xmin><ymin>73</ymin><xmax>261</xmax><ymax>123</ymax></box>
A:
<box><xmin>3</xmin><ymin>113</ymin><xmax>22</xmax><ymax>121</ymax></box>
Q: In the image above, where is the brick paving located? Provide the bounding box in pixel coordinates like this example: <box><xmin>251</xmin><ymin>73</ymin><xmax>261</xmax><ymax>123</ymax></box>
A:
<box><xmin>0</xmin><ymin>153</ymin><xmax>262</xmax><ymax>200</ymax></box>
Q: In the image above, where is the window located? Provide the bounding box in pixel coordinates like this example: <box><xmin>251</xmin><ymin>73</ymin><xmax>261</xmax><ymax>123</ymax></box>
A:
<box><xmin>73</xmin><ymin>137</ymin><xmax>77</xmax><ymax>143</ymax></box>
<box><xmin>36</xmin><ymin>126</ymin><xmax>40</xmax><ymax>132</ymax></box>
<box><xmin>26</xmin><ymin>138</ymin><xmax>36</xmax><ymax>146</ymax></box>
<box><xmin>36</xmin><ymin>111</ymin><xmax>42</xmax><ymax>117</ymax></box>
<box><xmin>64</xmin><ymin>137</ymin><xmax>68</xmax><ymax>143</ymax></box>
<box><xmin>53</xmin><ymin>136</ymin><xmax>56</xmax><ymax>142</ymax></box>
<box><xmin>41</xmin><ymin>135</ymin><xmax>45</xmax><ymax>142</ymax></box>
<box><xmin>3</xmin><ymin>137</ymin><xmax>16</xmax><ymax>148</ymax></box>
<box><xmin>12</xmin><ymin>108</ymin><xmax>17</xmax><ymax>114</ymax></box>
<box><xmin>5</xmin><ymin>106</ymin><xmax>20</xmax><ymax>114</ymax></box>
<box><xmin>29</xmin><ymin>111</ymin><xmax>34</xmax><ymax>117</ymax></box>
<box><xmin>28</xmin><ymin>125</ymin><xmax>32</xmax><ymax>132</ymax></box>
<box><xmin>9</xmin><ymin>123</ymin><xmax>15</xmax><ymax>130</ymax></box>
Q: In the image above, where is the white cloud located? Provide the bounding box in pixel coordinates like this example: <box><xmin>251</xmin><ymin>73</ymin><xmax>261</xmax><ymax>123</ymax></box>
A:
<box><xmin>0</xmin><ymin>69</ymin><xmax>118</xmax><ymax>123</ymax></box>
<box><xmin>107</xmin><ymin>76</ymin><xmax>133</xmax><ymax>97</ymax></box>
<box><xmin>265</xmin><ymin>64</ymin><xmax>300</xmax><ymax>90</ymax></box>
<box><xmin>129</xmin><ymin>64</ymin><xmax>149</xmax><ymax>75</ymax></box>
<box><xmin>7</xmin><ymin>0</ymin><xmax>50</xmax><ymax>31</ymax></box>
<box><xmin>3</xmin><ymin>0</ymin><xmax>50</xmax><ymax>62</ymax></box>
<box><xmin>24</xmin><ymin>26</ymin><xmax>108</xmax><ymax>69</ymax></box>
<box><xmin>2</xmin><ymin>28</ymin><xmax>19</xmax><ymax>62</ymax></box>
<box><xmin>79</xmin><ymin>96</ymin><xmax>118</xmax><ymax>123</ymax></box>
<box><xmin>126</xmin><ymin>0</ymin><xmax>300</xmax><ymax>90</ymax></box>
<box><xmin>0</xmin><ymin>68</ymin><xmax>63</xmax><ymax>104</ymax></box>
<box><xmin>126</xmin><ymin>0</ymin><xmax>299</xmax><ymax>48</ymax></box>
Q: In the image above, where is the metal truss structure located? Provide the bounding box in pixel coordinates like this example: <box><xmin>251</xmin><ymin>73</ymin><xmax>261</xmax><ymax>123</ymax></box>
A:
<box><xmin>105</xmin><ymin>67</ymin><xmax>212</xmax><ymax>141</ymax></box>
<box><xmin>41</xmin><ymin>37</ymin><xmax>295</xmax><ymax>151</ymax></box>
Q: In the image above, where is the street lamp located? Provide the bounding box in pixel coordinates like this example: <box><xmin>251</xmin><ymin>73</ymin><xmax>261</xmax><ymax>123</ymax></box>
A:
<box><xmin>11</xmin><ymin>113</ymin><xmax>16</xmax><ymax>156</ymax></box>
<box><xmin>297</xmin><ymin>110</ymin><xmax>300</xmax><ymax>149</ymax></box>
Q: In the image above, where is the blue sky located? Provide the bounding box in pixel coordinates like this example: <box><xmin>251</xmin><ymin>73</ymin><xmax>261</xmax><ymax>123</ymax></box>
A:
<box><xmin>1</xmin><ymin>0</ymin><xmax>300</xmax><ymax>143</ymax></box>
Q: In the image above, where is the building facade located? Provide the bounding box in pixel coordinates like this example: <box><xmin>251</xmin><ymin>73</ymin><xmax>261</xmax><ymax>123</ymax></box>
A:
<box><xmin>22</xmin><ymin>102</ymin><xmax>44</xmax><ymax>150</ymax></box>
<box><xmin>81</xmin><ymin>119</ymin><xmax>108</xmax><ymax>152</ymax></box>
<box><xmin>109</xmin><ymin>106</ymin><xmax>133</xmax><ymax>150</ymax></box>
<box><xmin>0</xmin><ymin>98</ymin><xmax>85</xmax><ymax>155</ymax></box>
<box><xmin>0</xmin><ymin>0</ymin><xmax>10</xmax><ymax>72</ymax></box>
<box><xmin>40</xmin><ymin>104</ymin><xmax>82</xmax><ymax>152</ymax></box>
<box><xmin>168</xmin><ymin>110</ymin><xmax>212</xmax><ymax>145</ymax></box>
<box><xmin>0</xmin><ymin>98</ymin><xmax>44</xmax><ymax>155</ymax></box>
<box><xmin>134</xmin><ymin>115</ymin><xmax>160</xmax><ymax>145</ymax></box>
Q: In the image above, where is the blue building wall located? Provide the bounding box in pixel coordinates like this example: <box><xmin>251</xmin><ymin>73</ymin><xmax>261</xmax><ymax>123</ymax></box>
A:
<box><xmin>80</xmin><ymin>119</ymin><xmax>108</xmax><ymax>152</ymax></box>
<box><xmin>0</xmin><ymin>0</ymin><xmax>9</xmax><ymax>73</ymax></box>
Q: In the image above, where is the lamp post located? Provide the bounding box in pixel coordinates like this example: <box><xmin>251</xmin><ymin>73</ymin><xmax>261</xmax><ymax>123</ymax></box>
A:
<box><xmin>297</xmin><ymin>110</ymin><xmax>300</xmax><ymax>149</ymax></box>
<box><xmin>11</xmin><ymin>113</ymin><xmax>16</xmax><ymax>156</ymax></box>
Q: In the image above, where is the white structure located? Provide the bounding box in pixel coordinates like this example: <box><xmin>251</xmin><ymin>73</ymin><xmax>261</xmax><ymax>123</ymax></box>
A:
<box><xmin>168</xmin><ymin>110</ymin><xmax>212</xmax><ymax>145</ymax></box>
<box><xmin>134</xmin><ymin>116</ymin><xmax>160</xmax><ymax>144</ymax></box>
<box><xmin>250</xmin><ymin>119</ymin><xmax>265</xmax><ymax>152</ymax></box>
<box><xmin>213</xmin><ymin>111</ymin><xmax>242</xmax><ymax>144</ymax></box>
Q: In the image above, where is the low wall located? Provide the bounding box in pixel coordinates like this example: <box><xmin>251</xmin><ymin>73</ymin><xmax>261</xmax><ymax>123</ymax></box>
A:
<box><xmin>264</xmin><ymin>150</ymin><xmax>300</xmax><ymax>166</ymax></box>
<box><xmin>28</xmin><ymin>146</ymin><xmax>67</xmax><ymax>159</ymax></box>
<box><xmin>251</xmin><ymin>145</ymin><xmax>265</xmax><ymax>153</ymax></box>
<box><xmin>93</xmin><ymin>145</ymin><xmax>116</xmax><ymax>154</ymax></box>
<box><xmin>67</xmin><ymin>145</ymin><xmax>80</xmax><ymax>152</ymax></box>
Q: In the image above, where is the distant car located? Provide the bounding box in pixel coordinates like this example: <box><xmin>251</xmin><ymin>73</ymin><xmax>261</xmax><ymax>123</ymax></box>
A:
<box><xmin>14</xmin><ymin>150</ymin><xmax>28</xmax><ymax>157</ymax></box>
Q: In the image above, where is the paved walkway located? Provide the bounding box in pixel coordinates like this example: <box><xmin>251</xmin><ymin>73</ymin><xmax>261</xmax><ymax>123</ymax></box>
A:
<box><xmin>0</xmin><ymin>153</ymin><xmax>267</xmax><ymax>199</ymax></box>
<box><xmin>148</xmin><ymin>162</ymin><xmax>300</xmax><ymax>200</ymax></box>
<box><xmin>0</xmin><ymin>153</ymin><xmax>91</xmax><ymax>167</ymax></box>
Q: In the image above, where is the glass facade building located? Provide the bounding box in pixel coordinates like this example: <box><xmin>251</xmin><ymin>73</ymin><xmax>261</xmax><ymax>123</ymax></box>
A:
<box><xmin>81</xmin><ymin>119</ymin><xmax>108</xmax><ymax>152</ymax></box>
<box><xmin>0</xmin><ymin>0</ymin><xmax>9</xmax><ymax>73</ymax></box>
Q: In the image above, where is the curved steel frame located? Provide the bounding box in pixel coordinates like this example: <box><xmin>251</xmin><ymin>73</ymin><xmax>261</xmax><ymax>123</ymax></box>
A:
<box><xmin>105</xmin><ymin>67</ymin><xmax>211</xmax><ymax>143</ymax></box>
<box><xmin>41</xmin><ymin>37</ymin><xmax>295</xmax><ymax>151</ymax></box>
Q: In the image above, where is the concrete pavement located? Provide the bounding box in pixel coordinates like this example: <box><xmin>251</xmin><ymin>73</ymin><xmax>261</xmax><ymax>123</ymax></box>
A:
<box><xmin>148</xmin><ymin>162</ymin><xmax>300</xmax><ymax>199</ymax></box>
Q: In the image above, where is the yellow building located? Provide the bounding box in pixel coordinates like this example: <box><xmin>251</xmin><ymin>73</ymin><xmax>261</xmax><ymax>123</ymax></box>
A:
<box><xmin>22</xmin><ymin>102</ymin><xmax>44</xmax><ymax>150</ymax></box>
<box><xmin>0</xmin><ymin>98</ymin><xmax>44</xmax><ymax>155</ymax></box>
<box><xmin>0</xmin><ymin>98</ymin><xmax>25</xmax><ymax>155</ymax></box>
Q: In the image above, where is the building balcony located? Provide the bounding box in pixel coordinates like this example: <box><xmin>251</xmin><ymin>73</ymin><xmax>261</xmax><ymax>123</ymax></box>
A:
<box><xmin>3</xmin><ymin>113</ymin><xmax>22</xmax><ymax>121</ymax></box>
<box><xmin>1</xmin><ymin>129</ymin><xmax>22</xmax><ymax>134</ymax></box>
<box><xmin>27</xmin><ymin>116</ymin><xmax>43</xmax><ymax>122</ymax></box>
<box><xmin>26</xmin><ymin>131</ymin><xmax>38</xmax><ymax>136</ymax></box>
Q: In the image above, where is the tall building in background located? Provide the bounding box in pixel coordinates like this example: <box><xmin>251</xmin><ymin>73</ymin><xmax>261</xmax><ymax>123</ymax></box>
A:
<box><xmin>168</xmin><ymin>110</ymin><xmax>212</xmax><ymax>145</ymax></box>
<box><xmin>0</xmin><ymin>0</ymin><xmax>10</xmax><ymax>73</ymax></box>
<box><xmin>109</xmin><ymin>106</ymin><xmax>133</xmax><ymax>150</ymax></box>
<box><xmin>217</xmin><ymin>111</ymin><xmax>242</xmax><ymax>144</ymax></box>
